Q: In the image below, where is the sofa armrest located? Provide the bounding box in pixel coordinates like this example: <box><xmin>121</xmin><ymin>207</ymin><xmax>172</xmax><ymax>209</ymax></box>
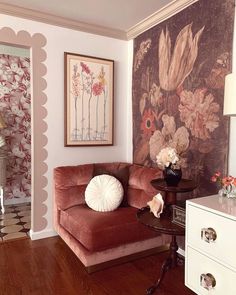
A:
<box><xmin>128</xmin><ymin>164</ymin><xmax>163</xmax><ymax>208</ymax></box>
<box><xmin>54</xmin><ymin>164</ymin><xmax>94</xmax><ymax>210</ymax></box>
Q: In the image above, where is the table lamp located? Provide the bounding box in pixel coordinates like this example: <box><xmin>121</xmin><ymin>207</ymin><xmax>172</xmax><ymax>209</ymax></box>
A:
<box><xmin>223</xmin><ymin>73</ymin><xmax>236</xmax><ymax>116</ymax></box>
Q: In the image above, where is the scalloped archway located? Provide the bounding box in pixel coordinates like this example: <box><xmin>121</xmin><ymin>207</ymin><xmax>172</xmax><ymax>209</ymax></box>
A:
<box><xmin>0</xmin><ymin>27</ymin><xmax>48</xmax><ymax>233</ymax></box>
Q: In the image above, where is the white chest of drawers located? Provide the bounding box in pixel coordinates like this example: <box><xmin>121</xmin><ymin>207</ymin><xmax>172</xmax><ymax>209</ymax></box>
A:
<box><xmin>185</xmin><ymin>195</ymin><xmax>236</xmax><ymax>295</ymax></box>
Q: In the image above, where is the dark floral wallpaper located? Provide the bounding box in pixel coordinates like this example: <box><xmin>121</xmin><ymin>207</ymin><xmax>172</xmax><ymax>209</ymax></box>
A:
<box><xmin>0</xmin><ymin>54</ymin><xmax>31</xmax><ymax>202</ymax></box>
<box><xmin>132</xmin><ymin>0</ymin><xmax>235</xmax><ymax>197</ymax></box>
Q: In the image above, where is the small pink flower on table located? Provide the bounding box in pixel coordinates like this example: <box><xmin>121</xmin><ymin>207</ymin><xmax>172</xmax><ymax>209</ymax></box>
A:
<box><xmin>211</xmin><ymin>171</ymin><xmax>236</xmax><ymax>187</ymax></box>
<box><xmin>211</xmin><ymin>171</ymin><xmax>236</xmax><ymax>197</ymax></box>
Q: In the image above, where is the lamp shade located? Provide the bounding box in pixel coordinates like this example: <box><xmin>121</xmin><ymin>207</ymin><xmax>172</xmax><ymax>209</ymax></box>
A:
<box><xmin>0</xmin><ymin>113</ymin><xmax>6</xmax><ymax>129</ymax></box>
<box><xmin>223</xmin><ymin>73</ymin><xmax>236</xmax><ymax>116</ymax></box>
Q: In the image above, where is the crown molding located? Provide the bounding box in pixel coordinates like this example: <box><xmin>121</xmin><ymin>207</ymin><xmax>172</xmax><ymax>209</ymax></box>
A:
<box><xmin>0</xmin><ymin>3</ymin><xmax>127</xmax><ymax>40</ymax></box>
<box><xmin>126</xmin><ymin>0</ymin><xmax>199</xmax><ymax>40</ymax></box>
<box><xmin>0</xmin><ymin>0</ymin><xmax>199</xmax><ymax>41</ymax></box>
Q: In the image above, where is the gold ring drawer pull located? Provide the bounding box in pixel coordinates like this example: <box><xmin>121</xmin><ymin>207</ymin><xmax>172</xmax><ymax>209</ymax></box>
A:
<box><xmin>200</xmin><ymin>273</ymin><xmax>216</xmax><ymax>290</ymax></box>
<box><xmin>201</xmin><ymin>227</ymin><xmax>217</xmax><ymax>243</ymax></box>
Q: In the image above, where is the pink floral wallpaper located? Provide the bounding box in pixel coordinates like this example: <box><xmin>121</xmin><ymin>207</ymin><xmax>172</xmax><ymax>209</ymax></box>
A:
<box><xmin>132</xmin><ymin>0</ymin><xmax>234</xmax><ymax>197</ymax></box>
<box><xmin>0</xmin><ymin>54</ymin><xmax>31</xmax><ymax>202</ymax></box>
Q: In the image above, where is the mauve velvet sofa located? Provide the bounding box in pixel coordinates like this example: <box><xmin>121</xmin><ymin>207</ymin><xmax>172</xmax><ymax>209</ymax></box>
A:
<box><xmin>54</xmin><ymin>162</ymin><xmax>170</xmax><ymax>272</ymax></box>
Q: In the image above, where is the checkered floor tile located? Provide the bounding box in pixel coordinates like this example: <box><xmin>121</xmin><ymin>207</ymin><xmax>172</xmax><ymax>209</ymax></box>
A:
<box><xmin>0</xmin><ymin>203</ymin><xmax>31</xmax><ymax>242</ymax></box>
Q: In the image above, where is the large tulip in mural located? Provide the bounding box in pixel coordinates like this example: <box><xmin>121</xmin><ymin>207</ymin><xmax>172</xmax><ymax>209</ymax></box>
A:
<box><xmin>132</xmin><ymin>0</ymin><xmax>234</xmax><ymax>197</ymax></box>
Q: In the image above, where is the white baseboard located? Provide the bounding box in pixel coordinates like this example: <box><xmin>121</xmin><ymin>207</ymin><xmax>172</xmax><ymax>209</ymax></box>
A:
<box><xmin>177</xmin><ymin>247</ymin><xmax>185</xmax><ymax>257</ymax></box>
<box><xmin>29</xmin><ymin>228</ymin><xmax>58</xmax><ymax>240</ymax></box>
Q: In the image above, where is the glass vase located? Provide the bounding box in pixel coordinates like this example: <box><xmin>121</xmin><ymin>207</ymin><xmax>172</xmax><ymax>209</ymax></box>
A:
<box><xmin>218</xmin><ymin>184</ymin><xmax>236</xmax><ymax>198</ymax></box>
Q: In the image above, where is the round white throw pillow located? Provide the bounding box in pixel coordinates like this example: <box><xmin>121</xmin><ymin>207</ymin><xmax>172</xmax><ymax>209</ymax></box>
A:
<box><xmin>85</xmin><ymin>174</ymin><xmax>124</xmax><ymax>212</ymax></box>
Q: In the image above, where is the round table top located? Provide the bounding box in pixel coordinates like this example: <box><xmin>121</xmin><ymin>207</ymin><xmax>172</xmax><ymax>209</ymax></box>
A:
<box><xmin>137</xmin><ymin>206</ymin><xmax>185</xmax><ymax>236</ymax></box>
<box><xmin>150</xmin><ymin>178</ymin><xmax>197</xmax><ymax>193</ymax></box>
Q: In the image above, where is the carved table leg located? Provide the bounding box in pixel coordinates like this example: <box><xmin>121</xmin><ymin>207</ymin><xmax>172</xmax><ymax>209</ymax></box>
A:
<box><xmin>146</xmin><ymin>235</ymin><xmax>178</xmax><ymax>294</ymax></box>
<box><xmin>165</xmin><ymin>191</ymin><xmax>177</xmax><ymax>206</ymax></box>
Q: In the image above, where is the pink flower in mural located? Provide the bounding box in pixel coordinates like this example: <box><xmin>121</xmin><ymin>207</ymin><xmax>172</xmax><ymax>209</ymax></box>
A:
<box><xmin>22</xmin><ymin>176</ymin><xmax>31</xmax><ymax>191</ymax></box>
<box><xmin>0</xmin><ymin>83</ymin><xmax>10</xmax><ymax>98</ymax></box>
<box><xmin>12</xmin><ymin>145</ymin><xmax>25</xmax><ymax>159</ymax></box>
<box><xmin>10</xmin><ymin>62</ymin><xmax>18</xmax><ymax>72</ymax></box>
<box><xmin>140</xmin><ymin>109</ymin><xmax>156</xmax><ymax>137</ymax></box>
<box><xmin>179</xmin><ymin>88</ymin><xmax>220</xmax><ymax>140</ymax></box>
<box><xmin>134</xmin><ymin>39</ymin><xmax>151</xmax><ymax>72</ymax></box>
<box><xmin>139</xmin><ymin>82</ymin><xmax>164</xmax><ymax>117</ymax></box>
<box><xmin>149</xmin><ymin>83</ymin><xmax>163</xmax><ymax>108</ymax></box>
<box><xmin>205</xmin><ymin>52</ymin><xmax>230</xmax><ymax>89</ymax></box>
<box><xmin>149</xmin><ymin>114</ymin><xmax>189</xmax><ymax>165</ymax></box>
<box><xmin>139</xmin><ymin>93</ymin><xmax>148</xmax><ymax>115</ymax></box>
<box><xmin>159</xmin><ymin>24</ymin><xmax>204</xmax><ymax>91</ymax></box>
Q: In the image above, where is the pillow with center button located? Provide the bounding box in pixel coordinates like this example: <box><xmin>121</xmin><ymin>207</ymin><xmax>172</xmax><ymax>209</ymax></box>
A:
<box><xmin>85</xmin><ymin>174</ymin><xmax>124</xmax><ymax>212</ymax></box>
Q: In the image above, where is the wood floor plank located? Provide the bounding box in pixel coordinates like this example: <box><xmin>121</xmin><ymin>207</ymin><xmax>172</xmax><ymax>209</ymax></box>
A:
<box><xmin>0</xmin><ymin>236</ymin><xmax>195</xmax><ymax>295</ymax></box>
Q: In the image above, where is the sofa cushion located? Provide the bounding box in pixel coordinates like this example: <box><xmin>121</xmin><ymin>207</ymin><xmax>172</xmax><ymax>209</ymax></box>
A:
<box><xmin>59</xmin><ymin>204</ymin><xmax>159</xmax><ymax>251</ymax></box>
<box><xmin>93</xmin><ymin>163</ymin><xmax>130</xmax><ymax>206</ymax></box>
<box><xmin>85</xmin><ymin>175</ymin><xmax>123</xmax><ymax>212</ymax></box>
<box><xmin>54</xmin><ymin>164</ymin><xmax>94</xmax><ymax>210</ymax></box>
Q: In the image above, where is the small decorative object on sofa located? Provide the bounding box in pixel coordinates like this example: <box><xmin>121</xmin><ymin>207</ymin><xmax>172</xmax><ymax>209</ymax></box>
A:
<box><xmin>147</xmin><ymin>193</ymin><xmax>164</xmax><ymax>218</ymax></box>
<box><xmin>156</xmin><ymin>147</ymin><xmax>182</xmax><ymax>186</ymax></box>
<box><xmin>54</xmin><ymin>162</ymin><xmax>171</xmax><ymax>272</ymax></box>
<box><xmin>85</xmin><ymin>174</ymin><xmax>124</xmax><ymax>212</ymax></box>
<box><xmin>211</xmin><ymin>171</ymin><xmax>236</xmax><ymax>198</ymax></box>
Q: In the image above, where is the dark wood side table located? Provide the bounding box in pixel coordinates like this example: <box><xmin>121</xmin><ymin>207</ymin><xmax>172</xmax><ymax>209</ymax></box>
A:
<box><xmin>137</xmin><ymin>207</ymin><xmax>185</xmax><ymax>294</ymax></box>
<box><xmin>150</xmin><ymin>179</ymin><xmax>197</xmax><ymax>213</ymax></box>
<box><xmin>137</xmin><ymin>179</ymin><xmax>197</xmax><ymax>294</ymax></box>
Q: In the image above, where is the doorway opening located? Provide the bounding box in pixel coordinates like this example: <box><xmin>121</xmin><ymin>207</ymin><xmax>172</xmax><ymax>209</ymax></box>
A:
<box><xmin>0</xmin><ymin>43</ymin><xmax>31</xmax><ymax>241</ymax></box>
<box><xmin>0</xmin><ymin>27</ymin><xmax>49</xmax><ymax>240</ymax></box>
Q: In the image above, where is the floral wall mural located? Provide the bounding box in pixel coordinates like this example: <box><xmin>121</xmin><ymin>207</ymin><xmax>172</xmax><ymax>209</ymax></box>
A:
<box><xmin>132</xmin><ymin>0</ymin><xmax>235</xmax><ymax>197</ymax></box>
<box><xmin>0</xmin><ymin>53</ymin><xmax>31</xmax><ymax>203</ymax></box>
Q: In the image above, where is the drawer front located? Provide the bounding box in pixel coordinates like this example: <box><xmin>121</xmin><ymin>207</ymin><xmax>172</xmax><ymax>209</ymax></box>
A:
<box><xmin>185</xmin><ymin>246</ymin><xmax>236</xmax><ymax>295</ymax></box>
<box><xmin>186</xmin><ymin>204</ymin><xmax>236</xmax><ymax>270</ymax></box>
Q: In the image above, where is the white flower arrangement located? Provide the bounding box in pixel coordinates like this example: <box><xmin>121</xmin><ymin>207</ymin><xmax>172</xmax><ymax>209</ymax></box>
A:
<box><xmin>156</xmin><ymin>147</ymin><xmax>179</xmax><ymax>169</ymax></box>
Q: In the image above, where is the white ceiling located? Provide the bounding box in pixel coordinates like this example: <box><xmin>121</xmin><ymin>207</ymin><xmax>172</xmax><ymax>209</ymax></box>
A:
<box><xmin>0</xmin><ymin>0</ymin><xmax>173</xmax><ymax>31</ymax></box>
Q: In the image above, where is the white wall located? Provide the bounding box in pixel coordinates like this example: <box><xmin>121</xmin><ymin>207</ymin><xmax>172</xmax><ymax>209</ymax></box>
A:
<box><xmin>228</xmin><ymin>7</ymin><xmax>236</xmax><ymax>176</ymax></box>
<box><xmin>0</xmin><ymin>14</ymin><xmax>132</xmax><ymax>236</ymax></box>
<box><xmin>228</xmin><ymin>118</ymin><xmax>236</xmax><ymax>175</ymax></box>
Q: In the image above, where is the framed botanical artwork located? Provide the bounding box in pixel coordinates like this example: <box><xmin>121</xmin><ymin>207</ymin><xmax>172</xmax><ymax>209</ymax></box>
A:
<box><xmin>64</xmin><ymin>52</ymin><xmax>114</xmax><ymax>146</ymax></box>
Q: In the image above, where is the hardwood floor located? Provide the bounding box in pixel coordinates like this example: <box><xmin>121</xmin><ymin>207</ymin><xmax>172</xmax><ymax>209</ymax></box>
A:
<box><xmin>0</xmin><ymin>236</ymin><xmax>195</xmax><ymax>295</ymax></box>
